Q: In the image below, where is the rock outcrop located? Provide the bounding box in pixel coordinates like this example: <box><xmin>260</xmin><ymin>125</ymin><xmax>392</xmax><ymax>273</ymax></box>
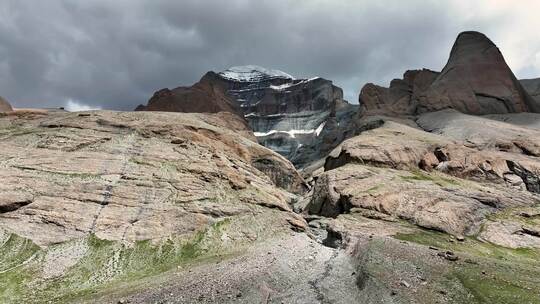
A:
<box><xmin>138</xmin><ymin>66</ymin><xmax>358</xmax><ymax>167</ymax></box>
<box><xmin>312</xmin><ymin>110</ymin><xmax>540</xmax><ymax>238</ymax></box>
<box><xmin>360</xmin><ymin>31</ymin><xmax>540</xmax><ymax>116</ymax></box>
<box><xmin>135</xmin><ymin>72</ymin><xmax>240</xmax><ymax>115</ymax></box>
<box><xmin>0</xmin><ymin>110</ymin><xmax>306</xmax><ymax>247</ymax></box>
<box><xmin>359</xmin><ymin>69</ymin><xmax>440</xmax><ymax>116</ymax></box>
<box><xmin>0</xmin><ymin>96</ymin><xmax>13</xmax><ymax>112</ymax></box>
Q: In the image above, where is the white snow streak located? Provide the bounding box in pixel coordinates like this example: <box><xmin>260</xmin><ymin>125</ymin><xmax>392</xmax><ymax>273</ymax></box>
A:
<box><xmin>254</xmin><ymin>121</ymin><xmax>327</xmax><ymax>138</ymax></box>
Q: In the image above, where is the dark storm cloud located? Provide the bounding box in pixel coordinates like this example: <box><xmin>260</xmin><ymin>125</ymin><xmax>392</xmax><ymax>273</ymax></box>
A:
<box><xmin>0</xmin><ymin>0</ymin><xmax>538</xmax><ymax>110</ymax></box>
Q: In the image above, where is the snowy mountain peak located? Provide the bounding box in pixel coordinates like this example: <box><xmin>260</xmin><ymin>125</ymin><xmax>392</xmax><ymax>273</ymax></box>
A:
<box><xmin>218</xmin><ymin>65</ymin><xmax>294</xmax><ymax>82</ymax></box>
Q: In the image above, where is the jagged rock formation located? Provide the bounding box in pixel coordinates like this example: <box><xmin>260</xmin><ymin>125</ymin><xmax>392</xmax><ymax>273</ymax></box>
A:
<box><xmin>360</xmin><ymin>31</ymin><xmax>540</xmax><ymax>116</ymax></box>
<box><xmin>359</xmin><ymin>69</ymin><xmax>440</xmax><ymax>116</ymax></box>
<box><xmin>0</xmin><ymin>96</ymin><xmax>13</xmax><ymax>112</ymax></box>
<box><xmin>135</xmin><ymin>72</ymin><xmax>240</xmax><ymax>115</ymax></box>
<box><xmin>138</xmin><ymin>66</ymin><xmax>358</xmax><ymax>166</ymax></box>
<box><xmin>218</xmin><ymin>66</ymin><xmax>358</xmax><ymax>166</ymax></box>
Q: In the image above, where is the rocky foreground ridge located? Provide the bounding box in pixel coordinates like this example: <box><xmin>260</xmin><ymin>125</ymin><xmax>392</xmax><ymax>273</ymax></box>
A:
<box><xmin>1</xmin><ymin>31</ymin><xmax>540</xmax><ymax>303</ymax></box>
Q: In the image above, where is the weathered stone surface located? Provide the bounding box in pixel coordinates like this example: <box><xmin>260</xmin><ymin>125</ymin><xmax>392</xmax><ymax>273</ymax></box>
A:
<box><xmin>417</xmin><ymin>110</ymin><xmax>540</xmax><ymax>192</ymax></box>
<box><xmin>325</xmin><ymin>117</ymin><xmax>453</xmax><ymax>171</ymax></box>
<box><xmin>306</xmin><ymin>164</ymin><xmax>535</xmax><ymax>236</ymax></box>
<box><xmin>313</xmin><ymin>111</ymin><xmax>540</xmax><ymax>246</ymax></box>
<box><xmin>0</xmin><ymin>192</ymin><xmax>33</xmax><ymax>213</ymax></box>
<box><xmin>479</xmin><ymin>221</ymin><xmax>540</xmax><ymax>249</ymax></box>
<box><xmin>0</xmin><ymin>110</ymin><xmax>306</xmax><ymax>246</ymax></box>
<box><xmin>359</xmin><ymin>31</ymin><xmax>540</xmax><ymax>116</ymax></box>
<box><xmin>328</xmin><ymin>110</ymin><xmax>540</xmax><ymax>194</ymax></box>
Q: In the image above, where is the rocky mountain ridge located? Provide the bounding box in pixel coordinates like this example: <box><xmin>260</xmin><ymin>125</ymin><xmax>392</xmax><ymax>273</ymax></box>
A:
<box><xmin>360</xmin><ymin>31</ymin><xmax>540</xmax><ymax>116</ymax></box>
<box><xmin>137</xmin><ymin>65</ymin><xmax>358</xmax><ymax>167</ymax></box>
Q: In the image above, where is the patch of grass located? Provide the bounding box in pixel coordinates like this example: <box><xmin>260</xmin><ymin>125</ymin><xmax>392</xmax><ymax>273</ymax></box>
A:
<box><xmin>395</xmin><ymin>228</ymin><xmax>540</xmax><ymax>304</ymax></box>
<box><xmin>399</xmin><ymin>169</ymin><xmax>461</xmax><ymax>187</ymax></box>
<box><xmin>0</xmin><ymin>234</ymin><xmax>41</xmax><ymax>303</ymax></box>
<box><xmin>454</xmin><ymin>267</ymin><xmax>540</xmax><ymax>304</ymax></box>
<box><xmin>0</xmin><ymin>218</ymin><xmax>235</xmax><ymax>304</ymax></box>
<box><xmin>487</xmin><ymin>205</ymin><xmax>540</xmax><ymax>228</ymax></box>
<box><xmin>395</xmin><ymin>229</ymin><xmax>540</xmax><ymax>262</ymax></box>
<box><xmin>365</xmin><ymin>184</ymin><xmax>383</xmax><ymax>194</ymax></box>
<box><xmin>399</xmin><ymin>169</ymin><xmax>434</xmax><ymax>182</ymax></box>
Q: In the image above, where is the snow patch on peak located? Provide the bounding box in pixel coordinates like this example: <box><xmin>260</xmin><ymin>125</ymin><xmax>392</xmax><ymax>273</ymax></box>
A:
<box><xmin>219</xmin><ymin>65</ymin><xmax>294</xmax><ymax>82</ymax></box>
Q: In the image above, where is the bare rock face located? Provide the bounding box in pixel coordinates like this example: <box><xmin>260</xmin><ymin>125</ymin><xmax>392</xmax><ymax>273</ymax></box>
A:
<box><xmin>0</xmin><ymin>110</ymin><xmax>306</xmax><ymax>247</ymax></box>
<box><xmin>306</xmin><ymin>163</ymin><xmax>534</xmax><ymax>236</ymax></box>
<box><xmin>359</xmin><ymin>69</ymin><xmax>439</xmax><ymax>116</ymax></box>
<box><xmin>328</xmin><ymin>110</ymin><xmax>540</xmax><ymax>193</ymax></box>
<box><xmin>0</xmin><ymin>96</ymin><xmax>13</xmax><ymax>112</ymax></box>
<box><xmin>313</xmin><ymin>111</ymin><xmax>540</xmax><ymax>239</ymax></box>
<box><xmin>137</xmin><ymin>66</ymin><xmax>358</xmax><ymax>167</ymax></box>
<box><xmin>135</xmin><ymin>72</ymin><xmax>240</xmax><ymax>115</ymax></box>
<box><xmin>359</xmin><ymin>31</ymin><xmax>540</xmax><ymax>116</ymax></box>
<box><xmin>422</xmin><ymin>31</ymin><xmax>539</xmax><ymax>114</ymax></box>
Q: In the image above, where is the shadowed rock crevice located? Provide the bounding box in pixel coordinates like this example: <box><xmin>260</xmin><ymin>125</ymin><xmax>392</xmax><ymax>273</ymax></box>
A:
<box><xmin>322</xmin><ymin>227</ymin><xmax>344</xmax><ymax>249</ymax></box>
<box><xmin>507</xmin><ymin>160</ymin><xmax>540</xmax><ymax>193</ymax></box>
<box><xmin>0</xmin><ymin>193</ymin><xmax>33</xmax><ymax>213</ymax></box>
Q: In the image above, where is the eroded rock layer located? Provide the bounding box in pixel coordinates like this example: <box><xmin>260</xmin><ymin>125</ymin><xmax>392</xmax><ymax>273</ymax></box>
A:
<box><xmin>0</xmin><ymin>110</ymin><xmax>306</xmax><ymax>247</ymax></box>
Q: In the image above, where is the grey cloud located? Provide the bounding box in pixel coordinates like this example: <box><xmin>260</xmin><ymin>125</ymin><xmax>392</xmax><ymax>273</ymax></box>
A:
<box><xmin>0</xmin><ymin>0</ymin><xmax>536</xmax><ymax>110</ymax></box>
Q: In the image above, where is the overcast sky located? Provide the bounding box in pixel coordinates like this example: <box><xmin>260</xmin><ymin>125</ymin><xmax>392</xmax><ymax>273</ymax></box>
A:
<box><xmin>1</xmin><ymin>0</ymin><xmax>539</xmax><ymax>111</ymax></box>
